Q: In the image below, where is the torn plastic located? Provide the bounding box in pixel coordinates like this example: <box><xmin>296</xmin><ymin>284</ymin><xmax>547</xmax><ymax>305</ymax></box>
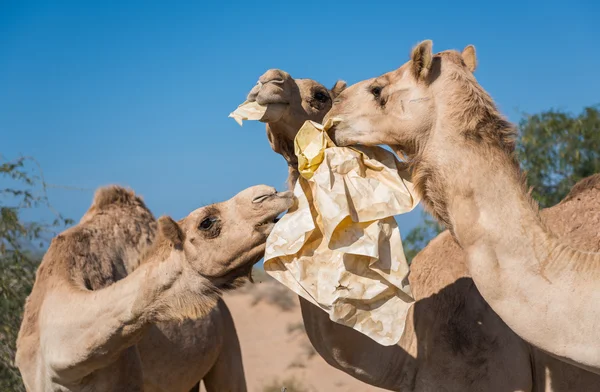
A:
<box><xmin>229</xmin><ymin>100</ymin><xmax>420</xmax><ymax>345</ymax></box>
<box><xmin>264</xmin><ymin>119</ymin><xmax>420</xmax><ymax>346</ymax></box>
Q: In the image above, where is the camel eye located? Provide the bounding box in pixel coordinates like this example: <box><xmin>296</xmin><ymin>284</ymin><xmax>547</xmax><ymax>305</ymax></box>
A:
<box><xmin>314</xmin><ymin>91</ymin><xmax>329</xmax><ymax>103</ymax></box>
<box><xmin>371</xmin><ymin>86</ymin><xmax>382</xmax><ymax>98</ymax></box>
<box><xmin>199</xmin><ymin>217</ymin><xmax>217</xmax><ymax>230</ymax></box>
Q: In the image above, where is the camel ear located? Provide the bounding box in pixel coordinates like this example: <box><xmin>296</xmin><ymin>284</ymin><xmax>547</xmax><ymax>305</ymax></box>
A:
<box><xmin>462</xmin><ymin>45</ymin><xmax>477</xmax><ymax>72</ymax></box>
<box><xmin>330</xmin><ymin>80</ymin><xmax>347</xmax><ymax>98</ymax></box>
<box><xmin>410</xmin><ymin>40</ymin><xmax>433</xmax><ymax>80</ymax></box>
<box><xmin>158</xmin><ymin>215</ymin><xmax>185</xmax><ymax>249</ymax></box>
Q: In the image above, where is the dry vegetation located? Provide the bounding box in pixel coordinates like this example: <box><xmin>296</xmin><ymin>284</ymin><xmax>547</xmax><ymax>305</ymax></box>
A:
<box><xmin>261</xmin><ymin>376</ymin><xmax>313</xmax><ymax>392</ymax></box>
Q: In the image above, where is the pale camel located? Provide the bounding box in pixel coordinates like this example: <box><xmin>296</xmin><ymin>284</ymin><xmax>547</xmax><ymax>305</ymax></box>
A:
<box><xmin>80</xmin><ymin>189</ymin><xmax>249</xmax><ymax>392</ymax></box>
<box><xmin>244</xmin><ymin>69</ymin><xmax>600</xmax><ymax>390</ymax></box>
<box><xmin>325</xmin><ymin>40</ymin><xmax>600</xmax><ymax>375</ymax></box>
<box><xmin>16</xmin><ymin>185</ymin><xmax>292</xmax><ymax>391</ymax></box>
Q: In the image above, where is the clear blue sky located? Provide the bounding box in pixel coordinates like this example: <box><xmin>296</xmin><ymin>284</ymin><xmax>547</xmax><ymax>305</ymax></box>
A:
<box><xmin>1</xmin><ymin>0</ymin><xmax>599</xmax><ymax>236</ymax></box>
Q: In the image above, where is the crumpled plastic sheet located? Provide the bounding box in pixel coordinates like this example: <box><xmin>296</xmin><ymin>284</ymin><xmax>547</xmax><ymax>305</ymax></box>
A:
<box><xmin>230</xmin><ymin>102</ymin><xmax>420</xmax><ymax>345</ymax></box>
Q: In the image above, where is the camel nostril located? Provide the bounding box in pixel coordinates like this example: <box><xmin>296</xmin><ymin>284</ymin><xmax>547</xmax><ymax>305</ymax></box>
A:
<box><xmin>260</xmin><ymin>78</ymin><xmax>284</xmax><ymax>87</ymax></box>
<box><xmin>252</xmin><ymin>192</ymin><xmax>277</xmax><ymax>204</ymax></box>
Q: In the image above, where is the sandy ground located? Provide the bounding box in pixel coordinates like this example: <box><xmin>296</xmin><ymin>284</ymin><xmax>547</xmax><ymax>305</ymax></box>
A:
<box><xmin>202</xmin><ymin>270</ymin><xmax>387</xmax><ymax>392</ymax></box>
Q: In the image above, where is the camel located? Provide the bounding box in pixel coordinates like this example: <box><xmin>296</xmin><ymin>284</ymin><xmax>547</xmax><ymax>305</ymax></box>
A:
<box><xmin>324</xmin><ymin>40</ymin><xmax>600</xmax><ymax>376</ymax></box>
<box><xmin>15</xmin><ymin>184</ymin><xmax>293</xmax><ymax>391</ymax></box>
<box><xmin>243</xmin><ymin>69</ymin><xmax>600</xmax><ymax>390</ymax></box>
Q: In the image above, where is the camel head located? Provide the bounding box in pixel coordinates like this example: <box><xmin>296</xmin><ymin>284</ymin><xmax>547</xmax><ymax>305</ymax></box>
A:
<box><xmin>325</xmin><ymin>40</ymin><xmax>487</xmax><ymax>158</ymax></box>
<box><xmin>244</xmin><ymin>69</ymin><xmax>346</xmax><ymax>186</ymax></box>
<box><xmin>326</xmin><ymin>40</ymin><xmax>519</xmax><ymax>228</ymax></box>
<box><xmin>150</xmin><ymin>185</ymin><xmax>294</xmax><ymax>290</ymax></box>
<box><xmin>246</xmin><ymin>69</ymin><xmax>347</xmax><ymax>140</ymax></box>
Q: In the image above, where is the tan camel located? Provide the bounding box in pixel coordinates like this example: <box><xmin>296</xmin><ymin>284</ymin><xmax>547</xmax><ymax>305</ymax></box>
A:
<box><xmin>245</xmin><ymin>69</ymin><xmax>346</xmax><ymax>188</ymax></box>
<box><xmin>16</xmin><ymin>185</ymin><xmax>292</xmax><ymax>391</ymax></box>
<box><xmin>244</xmin><ymin>69</ymin><xmax>600</xmax><ymax>390</ymax></box>
<box><xmin>324</xmin><ymin>40</ymin><xmax>600</xmax><ymax>375</ymax></box>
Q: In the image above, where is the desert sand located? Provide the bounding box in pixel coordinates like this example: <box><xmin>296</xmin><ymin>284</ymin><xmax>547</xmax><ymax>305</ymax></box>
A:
<box><xmin>202</xmin><ymin>268</ymin><xmax>387</xmax><ymax>392</ymax></box>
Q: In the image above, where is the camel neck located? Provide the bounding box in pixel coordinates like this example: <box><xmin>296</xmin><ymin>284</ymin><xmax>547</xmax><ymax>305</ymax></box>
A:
<box><xmin>418</xmin><ymin>118</ymin><xmax>600</xmax><ymax>371</ymax></box>
<box><xmin>266</xmin><ymin>123</ymin><xmax>297</xmax><ymax>164</ymax></box>
<box><xmin>447</xmin><ymin>142</ymin><xmax>543</xmax><ymax>243</ymax></box>
<box><xmin>422</xmin><ymin>117</ymin><xmax>596</xmax><ymax>289</ymax></box>
<box><xmin>265</xmin><ymin>123</ymin><xmax>300</xmax><ymax>189</ymax></box>
<box><xmin>424</xmin><ymin>133</ymin><xmax>560</xmax><ymax>291</ymax></box>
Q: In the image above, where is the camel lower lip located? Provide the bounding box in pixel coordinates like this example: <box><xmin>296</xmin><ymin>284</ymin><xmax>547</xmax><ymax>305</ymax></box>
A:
<box><xmin>255</xmin><ymin>216</ymin><xmax>280</xmax><ymax>227</ymax></box>
<box><xmin>326</xmin><ymin>126</ymin><xmax>339</xmax><ymax>144</ymax></box>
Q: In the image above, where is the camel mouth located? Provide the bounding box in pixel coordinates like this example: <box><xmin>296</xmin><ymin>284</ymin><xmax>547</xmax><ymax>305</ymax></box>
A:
<box><xmin>254</xmin><ymin>97</ymin><xmax>290</xmax><ymax>106</ymax></box>
<box><xmin>326</xmin><ymin>123</ymin><xmax>338</xmax><ymax>140</ymax></box>
<box><xmin>253</xmin><ymin>190</ymin><xmax>293</xmax><ymax>230</ymax></box>
<box><xmin>255</xmin><ymin>213</ymin><xmax>283</xmax><ymax>228</ymax></box>
<box><xmin>325</xmin><ymin>123</ymin><xmax>350</xmax><ymax>147</ymax></box>
<box><xmin>326</xmin><ymin>121</ymin><xmax>371</xmax><ymax>149</ymax></box>
<box><xmin>253</xmin><ymin>210</ymin><xmax>287</xmax><ymax>235</ymax></box>
<box><xmin>257</xmin><ymin>102</ymin><xmax>288</xmax><ymax>124</ymax></box>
